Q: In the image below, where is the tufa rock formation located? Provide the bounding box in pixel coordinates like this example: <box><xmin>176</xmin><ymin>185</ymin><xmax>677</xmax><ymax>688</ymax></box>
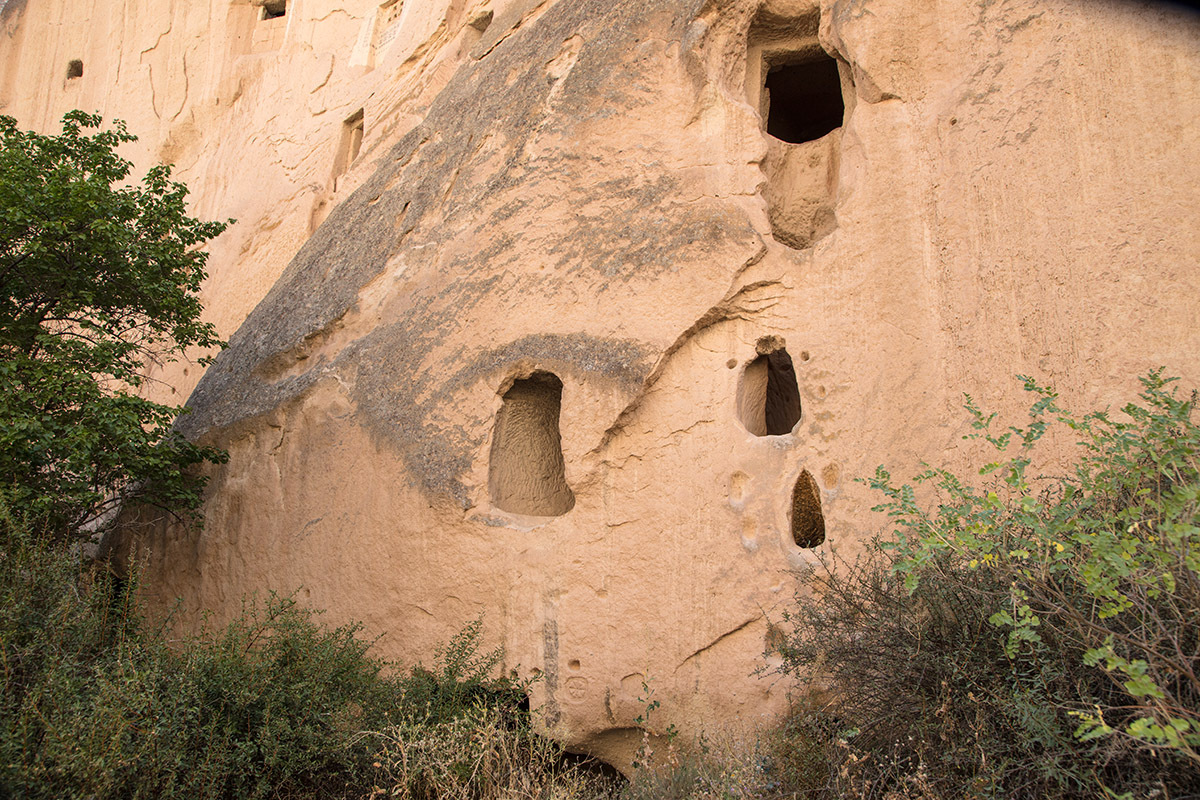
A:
<box><xmin>3</xmin><ymin>0</ymin><xmax>1200</xmax><ymax>767</ymax></box>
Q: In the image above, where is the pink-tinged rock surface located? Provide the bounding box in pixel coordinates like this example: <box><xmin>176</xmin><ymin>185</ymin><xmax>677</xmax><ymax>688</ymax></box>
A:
<box><xmin>4</xmin><ymin>0</ymin><xmax>1199</xmax><ymax>768</ymax></box>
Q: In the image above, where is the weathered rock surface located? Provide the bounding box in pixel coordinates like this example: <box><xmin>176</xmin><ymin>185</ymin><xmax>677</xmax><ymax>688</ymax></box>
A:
<box><xmin>4</xmin><ymin>0</ymin><xmax>1200</xmax><ymax>768</ymax></box>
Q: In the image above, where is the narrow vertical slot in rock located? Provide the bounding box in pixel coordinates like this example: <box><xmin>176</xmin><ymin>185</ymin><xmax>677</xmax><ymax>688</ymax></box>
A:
<box><xmin>489</xmin><ymin>372</ymin><xmax>575</xmax><ymax>516</ymax></box>
<box><xmin>332</xmin><ymin>109</ymin><xmax>364</xmax><ymax>188</ymax></box>
<box><xmin>737</xmin><ymin>343</ymin><xmax>801</xmax><ymax>436</ymax></box>
<box><xmin>790</xmin><ymin>470</ymin><xmax>825</xmax><ymax>547</ymax></box>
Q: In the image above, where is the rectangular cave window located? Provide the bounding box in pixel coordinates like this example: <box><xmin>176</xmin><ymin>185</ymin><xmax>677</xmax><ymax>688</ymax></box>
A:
<box><xmin>488</xmin><ymin>371</ymin><xmax>575</xmax><ymax>517</ymax></box>
<box><xmin>261</xmin><ymin>0</ymin><xmax>286</xmax><ymax>20</ymax></box>
<box><xmin>332</xmin><ymin>109</ymin><xmax>364</xmax><ymax>186</ymax></box>
<box><xmin>764</xmin><ymin>54</ymin><xmax>844</xmax><ymax>144</ymax></box>
<box><xmin>66</xmin><ymin>59</ymin><xmax>83</xmax><ymax>80</ymax></box>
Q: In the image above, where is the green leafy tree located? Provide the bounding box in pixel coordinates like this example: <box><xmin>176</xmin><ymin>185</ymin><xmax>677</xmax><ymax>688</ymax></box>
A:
<box><xmin>0</xmin><ymin>110</ymin><xmax>228</xmax><ymax>537</ymax></box>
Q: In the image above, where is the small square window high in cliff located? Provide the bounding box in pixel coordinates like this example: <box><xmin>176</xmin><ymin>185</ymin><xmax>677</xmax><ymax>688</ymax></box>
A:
<box><xmin>66</xmin><ymin>60</ymin><xmax>83</xmax><ymax>80</ymax></box>
<box><xmin>764</xmin><ymin>55</ymin><xmax>844</xmax><ymax>145</ymax></box>
<box><xmin>261</xmin><ymin>0</ymin><xmax>286</xmax><ymax>20</ymax></box>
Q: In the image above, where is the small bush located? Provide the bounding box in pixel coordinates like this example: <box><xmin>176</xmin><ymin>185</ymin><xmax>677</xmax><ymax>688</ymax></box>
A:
<box><xmin>0</xmin><ymin>516</ymin><xmax>616</xmax><ymax>800</ymax></box>
<box><xmin>770</xmin><ymin>371</ymin><xmax>1200</xmax><ymax>799</ymax></box>
<box><xmin>771</xmin><ymin>542</ymin><xmax>1125</xmax><ymax>799</ymax></box>
<box><xmin>372</xmin><ymin>706</ymin><xmax>616</xmax><ymax>800</ymax></box>
<box><xmin>372</xmin><ymin>618</ymin><xmax>618</xmax><ymax>800</ymax></box>
<box><xmin>393</xmin><ymin>617</ymin><xmax>529</xmax><ymax>727</ymax></box>
<box><xmin>0</xmin><ymin>514</ymin><xmax>401</xmax><ymax>799</ymax></box>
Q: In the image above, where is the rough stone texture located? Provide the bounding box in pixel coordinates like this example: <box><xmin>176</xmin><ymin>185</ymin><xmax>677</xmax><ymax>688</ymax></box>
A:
<box><xmin>489</xmin><ymin>372</ymin><xmax>575</xmax><ymax>516</ymax></box>
<box><xmin>4</xmin><ymin>0</ymin><xmax>1200</xmax><ymax>769</ymax></box>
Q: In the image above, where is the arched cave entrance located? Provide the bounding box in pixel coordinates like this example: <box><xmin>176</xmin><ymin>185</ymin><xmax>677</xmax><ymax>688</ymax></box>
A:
<box><xmin>488</xmin><ymin>372</ymin><xmax>575</xmax><ymax>516</ymax></box>
<box><xmin>737</xmin><ymin>344</ymin><xmax>802</xmax><ymax>436</ymax></box>
<box><xmin>790</xmin><ymin>469</ymin><xmax>825</xmax><ymax>548</ymax></box>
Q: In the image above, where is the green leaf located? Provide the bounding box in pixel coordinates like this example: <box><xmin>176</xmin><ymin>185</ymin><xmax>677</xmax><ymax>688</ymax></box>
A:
<box><xmin>0</xmin><ymin>112</ymin><xmax>230</xmax><ymax>538</ymax></box>
<box><xmin>1122</xmin><ymin>673</ymin><xmax>1166</xmax><ymax>700</ymax></box>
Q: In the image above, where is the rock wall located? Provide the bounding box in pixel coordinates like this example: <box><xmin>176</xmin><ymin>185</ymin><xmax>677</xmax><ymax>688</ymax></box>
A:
<box><xmin>3</xmin><ymin>0</ymin><xmax>1200</xmax><ymax>767</ymax></box>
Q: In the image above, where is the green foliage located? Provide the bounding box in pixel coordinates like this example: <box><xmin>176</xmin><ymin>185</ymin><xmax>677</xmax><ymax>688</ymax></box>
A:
<box><xmin>877</xmin><ymin>370</ymin><xmax>1200</xmax><ymax>763</ymax></box>
<box><xmin>0</xmin><ymin>510</ymin><xmax>600</xmax><ymax>800</ymax></box>
<box><xmin>0</xmin><ymin>513</ymin><xmax>402</xmax><ymax>799</ymax></box>
<box><xmin>0</xmin><ymin>111</ymin><xmax>228</xmax><ymax>536</ymax></box>
<box><xmin>771</xmin><ymin>371</ymin><xmax>1200</xmax><ymax>798</ymax></box>
<box><xmin>629</xmin><ymin>676</ymin><xmax>680</xmax><ymax>772</ymax></box>
<box><xmin>770</xmin><ymin>541</ymin><xmax>1117</xmax><ymax>799</ymax></box>
<box><xmin>395</xmin><ymin>616</ymin><xmax>531</xmax><ymax>728</ymax></box>
<box><xmin>367</xmin><ymin>617</ymin><xmax>621</xmax><ymax>800</ymax></box>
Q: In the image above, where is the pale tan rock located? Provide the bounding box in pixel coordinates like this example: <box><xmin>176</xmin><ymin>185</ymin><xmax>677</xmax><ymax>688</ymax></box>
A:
<box><xmin>4</xmin><ymin>0</ymin><xmax>1200</xmax><ymax>771</ymax></box>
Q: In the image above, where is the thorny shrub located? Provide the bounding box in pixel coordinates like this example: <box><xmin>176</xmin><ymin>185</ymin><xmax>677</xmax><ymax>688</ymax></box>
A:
<box><xmin>771</xmin><ymin>371</ymin><xmax>1200</xmax><ymax>799</ymax></box>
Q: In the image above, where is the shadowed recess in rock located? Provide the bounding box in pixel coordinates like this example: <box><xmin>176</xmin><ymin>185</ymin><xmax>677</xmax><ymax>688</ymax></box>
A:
<box><xmin>790</xmin><ymin>469</ymin><xmax>825</xmax><ymax>548</ymax></box>
<box><xmin>737</xmin><ymin>348</ymin><xmax>801</xmax><ymax>436</ymax></box>
<box><xmin>260</xmin><ymin>0</ymin><xmax>286</xmax><ymax>20</ymax></box>
<box><xmin>332</xmin><ymin>108</ymin><xmax>364</xmax><ymax>185</ymax></box>
<box><xmin>488</xmin><ymin>372</ymin><xmax>575</xmax><ymax>516</ymax></box>
<box><xmin>765</xmin><ymin>54</ymin><xmax>843</xmax><ymax>144</ymax></box>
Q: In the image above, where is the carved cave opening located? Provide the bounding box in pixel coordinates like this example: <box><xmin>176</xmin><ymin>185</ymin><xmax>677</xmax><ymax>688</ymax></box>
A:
<box><xmin>790</xmin><ymin>469</ymin><xmax>825</xmax><ymax>548</ymax></box>
<box><xmin>747</xmin><ymin>6</ymin><xmax>845</xmax><ymax>251</ymax></box>
<box><xmin>737</xmin><ymin>346</ymin><xmax>801</xmax><ymax>436</ymax></box>
<box><xmin>66</xmin><ymin>59</ymin><xmax>83</xmax><ymax>79</ymax></box>
<box><xmin>261</xmin><ymin>0</ymin><xmax>286</xmax><ymax>20</ymax></box>
<box><xmin>333</xmin><ymin>109</ymin><xmax>364</xmax><ymax>188</ymax></box>
<box><xmin>488</xmin><ymin>372</ymin><xmax>575</xmax><ymax>516</ymax></box>
<box><xmin>764</xmin><ymin>55</ymin><xmax>844</xmax><ymax>145</ymax></box>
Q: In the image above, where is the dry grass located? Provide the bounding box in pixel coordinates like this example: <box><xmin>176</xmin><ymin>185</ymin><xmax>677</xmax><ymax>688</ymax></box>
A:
<box><xmin>368</xmin><ymin>707</ymin><xmax>617</xmax><ymax>800</ymax></box>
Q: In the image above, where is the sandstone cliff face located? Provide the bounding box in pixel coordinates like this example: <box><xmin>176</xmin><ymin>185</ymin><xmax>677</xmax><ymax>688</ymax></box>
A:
<box><xmin>4</xmin><ymin>0</ymin><xmax>1200</xmax><ymax>767</ymax></box>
